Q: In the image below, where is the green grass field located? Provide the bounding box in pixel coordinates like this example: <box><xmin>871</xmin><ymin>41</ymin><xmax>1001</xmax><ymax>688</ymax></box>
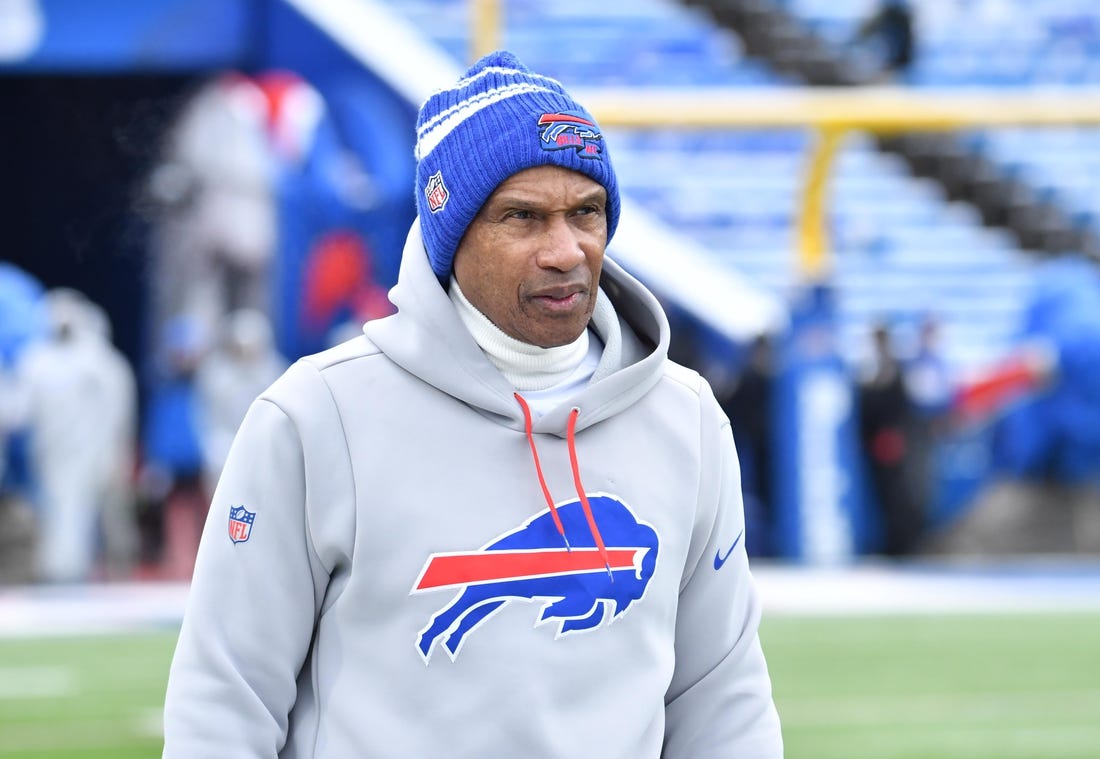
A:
<box><xmin>1</xmin><ymin>614</ymin><xmax>1098</xmax><ymax>758</ymax></box>
<box><xmin>0</xmin><ymin>630</ymin><xmax>176</xmax><ymax>758</ymax></box>
<box><xmin>763</xmin><ymin>613</ymin><xmax>1100</xmax><ymax>759</ymax></box>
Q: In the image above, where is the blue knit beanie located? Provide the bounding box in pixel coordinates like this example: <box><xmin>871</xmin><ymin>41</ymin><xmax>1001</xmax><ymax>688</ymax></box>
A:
<box><xmin>415</xmin><ymin>50</ymin><xmax>620</xmax><ymax>280</ymax></box>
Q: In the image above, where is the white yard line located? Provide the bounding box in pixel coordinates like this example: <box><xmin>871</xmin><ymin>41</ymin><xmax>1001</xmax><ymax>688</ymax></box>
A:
<box><xmin>778</xmin><ymin>688</ymin><xmax>1100</xmax><ymax>728</ymax></box>
<box><xmin>0</xmin><ymin>666</ymin><xmax>77</xmax><ymax>698</ymax></box>
<box><xmin>0</xmin><ymin>582</ymin><xmax>190</xmax><ymax>638</ymax></box>
<box><xmin>755</xmin><ymin>559</ymin><xmax>1100</xmax><ymax>615</ymax></box>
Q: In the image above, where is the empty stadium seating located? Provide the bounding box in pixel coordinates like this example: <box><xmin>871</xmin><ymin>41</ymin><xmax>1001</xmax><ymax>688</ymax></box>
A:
<box><xmin>380</xmin><ymin>0</ymin><xmax>1052</xmax><ymax>381</ymax></box>
<box><xmin>783</xmin><ymin>0</ymin><xmax>1100</xmax><ymax>248</ymax></box>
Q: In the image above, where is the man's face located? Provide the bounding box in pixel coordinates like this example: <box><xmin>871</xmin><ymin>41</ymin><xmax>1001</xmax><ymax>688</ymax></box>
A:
<box><xmin>453</xmin><ymin>165</ymin><xmax>608</xmax><ymax>349</ymax></box>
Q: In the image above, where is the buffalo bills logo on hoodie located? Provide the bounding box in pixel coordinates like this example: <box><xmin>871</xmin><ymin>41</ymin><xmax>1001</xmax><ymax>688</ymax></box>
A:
<box><xmin>411</xmin><ymin>493</ymin><xmax>658</xmax><ymax>662</ymax></box>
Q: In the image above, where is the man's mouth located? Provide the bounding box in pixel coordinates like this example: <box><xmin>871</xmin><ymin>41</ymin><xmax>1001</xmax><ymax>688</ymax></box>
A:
<box><xmin>533</xmin><ymin>291</ymin><xmax>584</xmax><ymax>310</ymax></box>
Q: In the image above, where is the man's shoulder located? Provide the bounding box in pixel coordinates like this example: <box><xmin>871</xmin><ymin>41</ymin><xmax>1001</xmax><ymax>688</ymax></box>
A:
<box><xmin>659</xmin><ymin>358</ymin><xmax>705</xmax><ymax>395</ymax></box>
<box><xmin>654</xmin><ymin>359</ymin><xmax>729</xmax><ymax>424</ymax></box>
<box><xmin>300</xmin><ymin>333</ymin><xmax>383</xmax><ymax>372</ymax></box>
<box><xmin>259</xmin><ymin>335</ymin><xmax>386</xmax><ymax>407</ymax></box>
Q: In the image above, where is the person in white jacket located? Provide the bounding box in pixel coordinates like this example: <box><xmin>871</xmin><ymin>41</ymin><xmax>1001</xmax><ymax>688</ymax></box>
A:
<box><xmin>15</xmin><ymin>289</ymin><xmax>137</xmax><ymax>582</ymax></box>
<box><xmin>163</xmin><ymin>50</ymin><xmax>783</xmax><ymax>758</ymax></box>
<box><xmin>195</xmin><ymin>307</ymin><xmax>288</xmax><ymax>490</ymax></box>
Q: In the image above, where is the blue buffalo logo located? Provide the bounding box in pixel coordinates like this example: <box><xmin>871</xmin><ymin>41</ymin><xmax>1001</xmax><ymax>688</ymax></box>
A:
<box><xmin>411</xmin><ymin>493</ymin><xmax>658</xmax><ymax>662</ymax></box>
<box><xmin>537</xmin><ymin>111</ymin><xmax>604</xmax><ymax>158</ymax></box>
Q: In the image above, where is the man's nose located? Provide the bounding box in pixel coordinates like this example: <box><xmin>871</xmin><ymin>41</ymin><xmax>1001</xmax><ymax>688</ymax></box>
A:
<box><xmin>536</xmin><ymin>216</ymin><xmax>587</xmax><ymax>271</ymax></box>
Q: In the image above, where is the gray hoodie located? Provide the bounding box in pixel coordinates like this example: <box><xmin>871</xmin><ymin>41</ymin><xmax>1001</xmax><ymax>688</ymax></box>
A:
<box><xmin>163</xmin><ymin>223</ymin><xmax>783</xmax><ymax>758</ymax></box>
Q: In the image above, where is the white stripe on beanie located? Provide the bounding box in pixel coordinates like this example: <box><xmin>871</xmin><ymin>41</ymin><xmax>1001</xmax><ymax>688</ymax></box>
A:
<box><xmin>420</xmin><ymin>65</ymin><xmax>565</xmax><ymax>109</ymax></box>
<box><xmin>415</xmin><ymin>81</ymin><xmax>562</xmax><ymax>162</ymax></box>
<box><xmin>416</xmin><ymin>76</ymin><xmax>552</xmax><ymax>138</ymax></box>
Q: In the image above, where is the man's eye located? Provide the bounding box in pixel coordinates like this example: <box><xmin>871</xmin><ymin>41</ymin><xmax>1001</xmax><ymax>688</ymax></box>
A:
<box><xmin>508</xmin><ymin>210</ymin><xmax>533</xmax><ymax>220</ymax></box>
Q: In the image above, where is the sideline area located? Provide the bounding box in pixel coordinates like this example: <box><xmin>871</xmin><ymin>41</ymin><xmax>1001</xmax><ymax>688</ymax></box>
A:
<box><xmin>2</xmin><ymin>558</ymin><xmax>1100</xmax><ymax>638</ymax></box>
<box><xmin>757</xmin><ymin>558</ymin><xmax>1100</xmax><ymax>615</ymax></box>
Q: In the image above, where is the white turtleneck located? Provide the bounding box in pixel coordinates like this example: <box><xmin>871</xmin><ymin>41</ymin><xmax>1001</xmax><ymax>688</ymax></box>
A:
<box><xmin>449</xmin><ymin>276</ymin><xmax>603</xmax><ymax>415</ymax></box>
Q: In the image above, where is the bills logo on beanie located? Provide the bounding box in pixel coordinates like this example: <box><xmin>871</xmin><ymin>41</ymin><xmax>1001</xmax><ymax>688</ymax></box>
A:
<box><xmin>414</xmin><ymin>50</ymin><xmax>621</xmax><ymax>280</ymax></box>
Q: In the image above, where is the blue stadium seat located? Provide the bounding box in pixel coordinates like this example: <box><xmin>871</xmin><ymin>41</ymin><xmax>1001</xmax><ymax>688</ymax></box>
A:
<box><xmin>376</xmin><ymin>0</ymin><xmax>1042</xmax><ymax>376</ymax></box>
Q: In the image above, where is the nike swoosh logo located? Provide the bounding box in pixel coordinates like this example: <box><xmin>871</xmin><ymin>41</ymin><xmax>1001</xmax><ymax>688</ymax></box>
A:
<box><xmin>713</xmin><ymin>530</ymin><xmax>744</xmax><ymax>571</ymax></box>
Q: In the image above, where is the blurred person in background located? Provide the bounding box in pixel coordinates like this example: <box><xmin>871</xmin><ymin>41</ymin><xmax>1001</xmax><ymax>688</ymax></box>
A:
<box><xmin>195</xmin><ymin>308</ymin><xmax>288</xmax><ymax>490</ymax></box>
<box><xmin>902</xmin><ymin>313</ymin><xmax>954</xmax><ymax>526</ymax></box>
<box><xmin>0</xmin><ymin>359</ymin><xmax>31</xmax><ymax>582</ymax></box>
<box><xmin>858</xmin><ymin>320</ymin><xmax>923</xmax><ymax>556</ymax></box>
<box><xmin>13</xmin><ymin>288</ymin><xmax>137</xmax><ymax>583</ymax></box>
<box><xmin>718</xmin><ymin>331</ymin><xmax>777</xmax><ymax>555</ymax></box>
<box><xmin>145</xmin><ymin>73</ymin><xmax>278</xmax><ymax>354</ymax></box>
<box><xmin>0</xmin><ymin>264</ymin><xmax>47</xmax><ymax>584</ymax></box>
<box><xmin>79</xmin><ymin>293</ymin><xmax>141</xmax><ymax>579</ymax></box>
<box><xmin>851</xmin><ymin>0</ymin><xmax>915</xmax><ymax>82</ymax></box>
<box><xmin>138</xmin><ymin>315</ymin><xmax>208</xmax><ymax>580</ymax></box>
<box><xmin>163</xmin><ymin>51</ymin><xmax>782</xmax><ymax>758</ymax></box>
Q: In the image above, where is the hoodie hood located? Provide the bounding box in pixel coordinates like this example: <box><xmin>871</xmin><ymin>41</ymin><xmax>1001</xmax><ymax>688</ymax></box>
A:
<box><xmin>365</xmin><ymin>221</ymin><xmax>670</xmax><ymax>436</ymax></box>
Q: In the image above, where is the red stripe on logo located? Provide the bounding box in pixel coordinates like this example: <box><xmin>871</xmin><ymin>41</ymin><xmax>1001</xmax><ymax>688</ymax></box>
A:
<box><xmin>415</xmin><ymin>548</ymin><xmax>640</xmax><ymax>591</ymax></box>
<box><xmin>537</xmin><ymin>112</ymin><xmax>595</xmax><ymax>127</ymax></box>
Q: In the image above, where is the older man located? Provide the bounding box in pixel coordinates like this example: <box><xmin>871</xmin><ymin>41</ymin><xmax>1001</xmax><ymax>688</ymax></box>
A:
<box><xmin>163</xmin><ymin>50</ymin><xmax>782</xmax><ymax>758</ymax></box>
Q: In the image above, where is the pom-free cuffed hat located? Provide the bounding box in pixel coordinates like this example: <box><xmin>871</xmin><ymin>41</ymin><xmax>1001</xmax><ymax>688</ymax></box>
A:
<box><xmin>414</xmin><ymin>50</ymin><xmax>620</xmax><ymax>280</ymax></box>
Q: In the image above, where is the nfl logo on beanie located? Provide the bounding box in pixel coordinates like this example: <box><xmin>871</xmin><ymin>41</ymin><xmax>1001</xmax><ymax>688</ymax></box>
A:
<box><xmin>414</xmin><ymin>50</ymin><xmax>621</xmax><ymax>280</ymax></box>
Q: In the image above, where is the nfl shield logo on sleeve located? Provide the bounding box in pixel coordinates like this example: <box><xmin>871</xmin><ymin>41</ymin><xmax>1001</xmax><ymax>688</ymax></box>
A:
<box><xmin>228</xmin><ymin>506</ymin><xmax>256</xmax><ymax>544</ymax></box>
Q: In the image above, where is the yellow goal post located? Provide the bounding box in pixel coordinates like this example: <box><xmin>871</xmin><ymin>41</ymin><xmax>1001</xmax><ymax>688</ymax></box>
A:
<box><xmin>571</xmin><ymin>86</ymin><xmax>1100</xmax><ymax>279</ymax></box>
<box><xmin>469</xmin><ymin>0</ymin><xmax>1100</xmax><ymax>282</ymax></box>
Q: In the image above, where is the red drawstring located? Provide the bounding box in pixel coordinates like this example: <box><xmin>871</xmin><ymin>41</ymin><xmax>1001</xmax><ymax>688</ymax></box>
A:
<box><xmin>515</xmin><ymin>393</ymin><xmax>569</xmax><ymax>549</ymax></box>
<box><xmin>567</xmin><ymin>407</ymin><xmax>613</xmax><ymax>579</ymax></box>
<box><xmin>513</xmin><ymin>394</ymin><xmax>613</xmax><ymax>579</ymax></box>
